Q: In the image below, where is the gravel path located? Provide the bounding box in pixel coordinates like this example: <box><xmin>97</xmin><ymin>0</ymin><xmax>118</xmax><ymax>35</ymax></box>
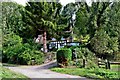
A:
<box><xmin>5</xmin><ymin>60</ymin><xmax>91</xmax><ymax>79</ymax></box>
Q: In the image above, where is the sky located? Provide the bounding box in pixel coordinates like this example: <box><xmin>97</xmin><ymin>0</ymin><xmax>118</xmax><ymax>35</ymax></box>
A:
<box><xmin>12</xmin><ymin>0</ymin><xmax>92</xmax><ymax>6</ymax></box>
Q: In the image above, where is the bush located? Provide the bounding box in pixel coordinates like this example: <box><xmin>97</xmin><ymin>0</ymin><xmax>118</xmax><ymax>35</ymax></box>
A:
<box><xmin>75</xmin><ymin>47</ymin><xmax>94</xmax><ymax>59</ymax></box>
<box><xmin>3</xmin><ymin>34</ymin><xmax>44</xmax><ymax>65</ymax></box>
<box><xmin>75</xmin><ymin>59</ymin><xmax>83</xmax><ymax>68</ymax></box>
<box><xmin>3</xmin><ymin>34</ymin><xmax>23</xmax><ymax>63</ymax></box>
<box><xmin>75</xmin><ymin>47</ymin><xmax>98</xmax><ymax>68</ymax></box>
<box><xmin>56</xmin><ymin>48</ymin><xmax>72</xmax><ymax>67</ymax></box>
<box><xmin>32</xmin><ymin>51</ymin><xmax>44</xmax><ymax>65</ymax></box>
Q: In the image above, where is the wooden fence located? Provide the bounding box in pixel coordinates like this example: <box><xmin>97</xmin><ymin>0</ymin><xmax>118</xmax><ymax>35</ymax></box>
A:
<box><xmin>76</xmin><ymin>58</ymin><xmax>120</xmax><ymax>69</ymax></box>
<box><xmin>98</xmin><ymin>58</ymin><xmax>120</xmax><ymax>69</ymax></box>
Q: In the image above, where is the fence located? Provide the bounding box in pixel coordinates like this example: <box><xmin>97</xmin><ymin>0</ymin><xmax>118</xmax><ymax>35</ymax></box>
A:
<box><xmin>98</xmin><ymin>58</ymin><xmax>120</xmax><ymax>69</ymax></box>
<box><xmin>77</xmin><ymin>58</ymin><xmax>120</xmax><ymax>69</ymax></box>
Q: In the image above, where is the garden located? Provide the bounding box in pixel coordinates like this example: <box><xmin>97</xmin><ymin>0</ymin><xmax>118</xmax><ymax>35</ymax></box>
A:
<box><xmin>1</xmin><ymin>0</ymin><xmax>120</xmax><ymax>79</ymax></box>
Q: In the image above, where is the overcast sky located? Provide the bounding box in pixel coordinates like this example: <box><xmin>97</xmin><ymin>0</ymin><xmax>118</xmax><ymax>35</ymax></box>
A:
<box><xmin>12</xmin><ymin>0</ymin><xmax>92</xmax><ymax>6</ymax></box>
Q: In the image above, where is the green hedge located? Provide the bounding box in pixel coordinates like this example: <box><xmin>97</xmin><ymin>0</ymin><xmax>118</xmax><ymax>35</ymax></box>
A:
<box><xmin>56</xmin><ymin>48</ymin><xmax>72</xmax><ymax>67</ymax></box>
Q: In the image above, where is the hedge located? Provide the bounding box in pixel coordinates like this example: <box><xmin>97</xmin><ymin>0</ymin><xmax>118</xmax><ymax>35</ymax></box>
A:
<box><xmin>56</xmin><ymin>48</ymin><xmax>72</xmax><ymax>67</ymax></box>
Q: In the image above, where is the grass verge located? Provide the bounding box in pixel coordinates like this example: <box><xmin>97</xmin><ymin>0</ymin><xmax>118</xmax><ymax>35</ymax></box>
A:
<box><xmin>0</xmin><ymin>65</ymin><xmax>30</xmax><ymax>80</ymax></box>
<box><xmin>110</xmin><ymin>64</ymin><xmax>120</xmax><ymax>72</ymax></box>
<box><xmin>51</xmin><ymin>67</ymin><xmax>120</xmax><ymax>79</ymax></box>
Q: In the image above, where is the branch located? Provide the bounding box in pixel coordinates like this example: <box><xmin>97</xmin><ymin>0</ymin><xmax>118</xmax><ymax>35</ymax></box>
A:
<box><xmin>85</xmin><ymin>2</ymin><xmax>90</xmax><ymax>13</ymax></box>
<box><xmin>97</xmin><ymin>2</ymin><xmax>110</xmax><ymax>27</ymax></box>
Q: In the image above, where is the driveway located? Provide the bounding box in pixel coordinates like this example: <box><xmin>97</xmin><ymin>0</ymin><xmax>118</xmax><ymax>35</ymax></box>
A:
<box><xmin>5</xmin><ymin>60</ymin><xmax>91</xmax><ymax>79</ymax></box>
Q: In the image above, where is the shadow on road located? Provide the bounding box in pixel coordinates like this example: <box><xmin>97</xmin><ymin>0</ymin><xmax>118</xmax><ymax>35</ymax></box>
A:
<box><xmin>35</xmin><ymin>60</ymin><xmax>57</xmax><ymax>69</ymax></box>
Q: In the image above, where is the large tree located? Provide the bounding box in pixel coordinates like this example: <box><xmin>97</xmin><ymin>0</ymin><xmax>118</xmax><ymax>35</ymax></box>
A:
<box><xmin>74</xmin><ymin>2</ymin><xmax>120</xmax><ymax>58</ymax></box>
<box><xmin>75</xmin><ymin>2</ymin><xmax>112</xmax><ymax>39</ymax></box>
<box><xmin>22</xmin><ymin>2</ymin><xmax>64</xmax><ymax>52</ymax></box>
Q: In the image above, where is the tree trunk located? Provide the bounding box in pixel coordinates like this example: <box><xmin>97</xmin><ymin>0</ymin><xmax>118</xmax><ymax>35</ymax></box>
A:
<box><xmin>43</xmin><ymin>31</ymin><xmax>47</xmax><ymax>53</ymax></box>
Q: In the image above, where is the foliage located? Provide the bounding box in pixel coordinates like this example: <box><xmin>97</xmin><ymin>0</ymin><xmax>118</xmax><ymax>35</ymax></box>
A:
<box><xmin>75</xmin><ymin>47</ymin><xmax>94</xmax><ymax>59</ymax></box>
<box><xmin>22</xmin><ymin>2</ymin><xmax>62</xmax><ymax>39</ymax></box>
<box><xmin>106</xmin><ymin>2</ymin><xmax>120</xmax><ymax>52</ymax></box>
<box><xmin>56</xmin><ymin>3</ymin><xmax>77</xmax><ymax>39</ymax></box>
<box><xmin>75</xmin><ymin>47</ymin><xmax>98</xmax><ymax>68</ymax></box>
<box><xmin>3</xmin><ymin>34</ymin><xmax>44</xmax><ymax>65</ymax></box>
<box><xmin>51</xmin><ymin>68</ymin><xmax>120</xmax><ymax>79</ymax></box>
<box><xmin>22</xmin><ymin>2</ymin><xmax>67</xmax><ymax>52</ymax></box>
<box><xmin>86</xmin><ymin>59</ymin><xmax>98</xmax><ymax>69</ymax></box>
<box><xmin>52</xmin><ymin>3</ymin><xmax>76</xmax><ymax>39</ymax></box>
<box><xmin>3</xmin><ymin>33</ymin><xmax>23</xmax><ymax>63</ymax></box>
<box><xmin>2</xmin><ymin>2</ymin><xmax>25</xmax><ymax>36</ymax></box>
<box><xmin>74</xmin><ymin>2</ymin><xmax>120</xmax><ymax>59</ymax></box>
<box><xmin>56</xmin><ymin>48</ymin><xmax>72</xmax><ymax>67</ymax></box>
<box><xmin>90</xmin><ymin>29</ymin><xmax>110</xmax><ymax>55</ymax></box>
<box><xmin>74</xmin><ymin>3</ymin><xmax>89</xmax><ymax>36</ymax></box>
<box><xmin>18</xmin><ymin>48</ymin><xmax>44</xmax><ymax>65</ymax></box>
<box><xmin>114</xmin><ymin>52</ymin><xmax>120</xmax><ymax>61</ymax></box>
<box><xmin>90</xmin><ymin>29</ymin><xmax>119</xmax><ymax>59</ymax></box>
<box><xmin>0</xmin><ymin>29</ymin><xmax>2</xmax><ymax>52</ymax></box>
<box><xmin>69</xmin><ymin>46</ymin><xmax>80</xmax><ymax>51</ymax></box>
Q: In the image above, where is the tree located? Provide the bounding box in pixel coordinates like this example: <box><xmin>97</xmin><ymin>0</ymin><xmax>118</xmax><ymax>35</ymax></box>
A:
<box><xmin>74</xmin><ymin>2</ymin><xmax>90</xmax><ymax>42</ymax></box>
<box><xmin>22</xmin><ymin>2</ymin><xmax>62</xmax><ymax>52</ymax></box>
<box><xmin>2</xmin><ymin>2</ymin><xmax>24</xmax><ymax>36</ymax></box>
<box><xmin>106</xmin><ymin>2</ymin><xmax>120</xmax><ymax>51</ymax></box>
<box><xmin>75</xmin><ymin>2</ymin><xmax>112</xmax><ymax>39</ymax></box>
<box><xmin>61</xmin><ymin>3</ymin><xmax>77</xmax><ymax>41</ymax></box>
<box><xmin>52</xmin><ymin>3</ymin><xmax>72</xmax><ymax>40</ymax></box>
<box><xmin>74</xmin><ymin>2</ymin><xmax>119</xmax><ymax>58</ymax></box>
<box><xmin>90</xmin><ymin>29</ymin><xmax>118</xmax><ymax>59</ymax></box>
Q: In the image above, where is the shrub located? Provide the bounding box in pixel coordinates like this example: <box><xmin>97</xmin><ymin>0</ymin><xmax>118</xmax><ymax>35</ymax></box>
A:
<box><xmin>3</xmin><ymin>34</ymin><xmax>44</xmax><ymax>65</ymax></box>
<box><xmin>75</xmin><ymin>48</ymin><xmax>85</xmax><ymax>59</ymax></box>
<box><xmin>3</xmin><ymin>34</ymin><xmax>23</xmax><ymax>63</ymax></box>
<box><xmin>75</xmin><ymin>47</ymin><xmax>94</xmax><ymax>59</ymax></box>
<box><xmin>75</xmin><ymin>47</ymin><xmax>98</xmax><ymax>68</ymax></box>
<box><xmin>75</xmin><ymin>59</ymin><xmax>83</xmax><ymax>68</ymax></box>
<box><xmin>56</xmin><ymin>48</ymin><xmax>72</xmax><ymax>67</ymax></box>
<box><xmin>16</xmin><ymin>43</ymin><xmax>44</xmax><ymax>65</ymax></box>
<box><xmin>32</xmin><ymin>51</ymin><xmax>44</xmax><ymax>65</ymax></box>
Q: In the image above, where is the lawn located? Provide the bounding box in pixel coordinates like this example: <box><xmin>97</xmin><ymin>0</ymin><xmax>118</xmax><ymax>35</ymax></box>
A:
<box><xmin>0</xmin><ymin>64</ymin><xmax>30</xmax><ymax>80</ymax></box>
<box><xmin>51</xmin><ymin>67</ymin><xmax>120</xmax><ymax>79</ymax></box>
<box><xmin>110</xmin><ymin>64</ymin><xmax>120</xmax><ymax>72</ymax></box>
